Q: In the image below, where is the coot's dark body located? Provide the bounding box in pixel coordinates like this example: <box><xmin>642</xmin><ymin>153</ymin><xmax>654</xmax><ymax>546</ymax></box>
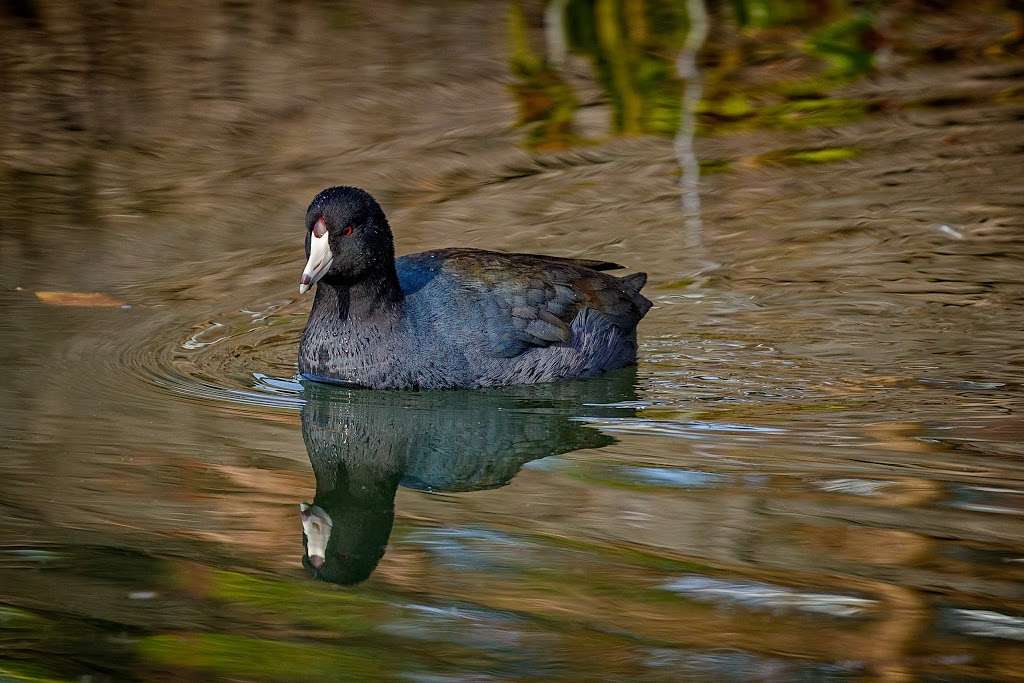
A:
<box><xmin>297</xmin><ymin>187</ymin><xmax>651</xmax><ymax>390</ymax></box>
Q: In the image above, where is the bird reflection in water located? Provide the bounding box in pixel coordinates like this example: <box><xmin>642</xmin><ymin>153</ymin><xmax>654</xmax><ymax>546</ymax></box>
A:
<box><xmin>298</xmin><ymin>368</ymin><xmax>638</xmax><ymax>584</ymax></box>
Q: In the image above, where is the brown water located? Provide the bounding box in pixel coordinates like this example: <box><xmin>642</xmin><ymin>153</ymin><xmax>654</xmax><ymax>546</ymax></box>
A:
<box><xmin>2</xmin><ymin>1</ymin><xmax>1024</xmax><ymax>680</ymax></box>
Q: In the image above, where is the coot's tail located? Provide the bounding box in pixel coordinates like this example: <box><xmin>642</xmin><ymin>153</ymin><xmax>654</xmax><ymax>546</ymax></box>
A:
<box><xmin>618</xmin><ymin>272</ymin><xmax>652</xmax><ymax>319</ymax></box>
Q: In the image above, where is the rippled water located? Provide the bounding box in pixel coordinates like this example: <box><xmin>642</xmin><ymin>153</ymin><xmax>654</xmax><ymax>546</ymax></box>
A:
<box><xmin>2</xmin><ymin>0</ymin><xmax>1024</xmax><ymax>680</ymax></box>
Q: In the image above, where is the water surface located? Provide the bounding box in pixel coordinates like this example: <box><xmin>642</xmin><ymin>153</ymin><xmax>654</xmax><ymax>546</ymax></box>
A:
<box><xmin>2</xmin><ymin>0</ymin><xmax>1024</xmax><ymax>680</ymax></box>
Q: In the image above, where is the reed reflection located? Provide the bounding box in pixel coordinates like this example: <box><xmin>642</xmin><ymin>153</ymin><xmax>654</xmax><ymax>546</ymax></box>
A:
<box><xmin>298</xmin><ymin>369</ymin><xmax>639</xmax><ymax>585</ymax></box>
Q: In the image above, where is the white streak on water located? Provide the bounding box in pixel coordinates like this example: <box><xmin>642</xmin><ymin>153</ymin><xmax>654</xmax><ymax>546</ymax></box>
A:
<box><xmin>663</xmin><ymin>575</ymin><xmax>875</xmax><ymax>618</ymax></box>
<box><xmin>675</xmin><ymin>0</ymin><xmax>708</xmax><ymax>240</ymax></box>
<box><xmin>950</xmin><ymin>609</ymin><xmax>1024</xmax><ymax>641</ymax></box>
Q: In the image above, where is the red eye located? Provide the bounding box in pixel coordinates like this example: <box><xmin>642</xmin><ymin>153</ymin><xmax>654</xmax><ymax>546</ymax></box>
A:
<box><xmin>313</xmin><ymin>216</ymin><xmax>327</xmax><ymax>238</ymax></box>
<box><xmin>341</xmin><ymin>225</ymin><xmax>354</xmax><ymax>236</ymax></box>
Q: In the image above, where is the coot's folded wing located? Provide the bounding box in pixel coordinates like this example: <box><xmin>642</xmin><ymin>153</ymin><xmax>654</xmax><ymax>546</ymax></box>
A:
<box><xmin>399</xmin><ymin>248</ymin><xmax>651</xmax><ymax>359</ymax></box>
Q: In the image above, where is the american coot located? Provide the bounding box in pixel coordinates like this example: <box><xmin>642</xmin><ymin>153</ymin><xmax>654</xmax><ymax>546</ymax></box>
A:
<box><xmin>297</xmin><ymin>186</ymin><xmax>651</xmax><ymax>389</ymax></box>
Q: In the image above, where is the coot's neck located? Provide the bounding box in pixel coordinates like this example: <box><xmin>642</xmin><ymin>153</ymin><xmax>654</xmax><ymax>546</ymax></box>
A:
<box><xmin>313</xmin><ymin>459</ymin><xmax>403</xmax><ymax>509</ymax></box>
<box><xmin>313</xmin><ymin>263</ymin><xmax>404</xmax><ymax>323</ymax></box>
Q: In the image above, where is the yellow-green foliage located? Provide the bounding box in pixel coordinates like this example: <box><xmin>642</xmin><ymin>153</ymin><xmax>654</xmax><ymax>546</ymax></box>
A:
<box><xmin>208</xmin><ymin>568</ymin><xmax>379</xmax><ymax>632</ymax></box>
<box><xmin>758</xmin><ymin>146</ymin><xmax>860</xmax><ymax>165</ymax></box>
<box><xmin>508</xmin><ymin>2</ymin><xmax>581</xmax><ymax>148</ymax></box>
<box><xmin>138</xmin><ymin>633</ymin><xmax>392</xmax><ymax>682</ymax></box>
<box><xmin>784</xmin><ymin>147</ymin><xmax>859</xmax><ymax>164</ymax></box>
<box><xmin>0</xmin><ymin>660</ymin><xmax>67</xmax><ymax>683</ymax></box>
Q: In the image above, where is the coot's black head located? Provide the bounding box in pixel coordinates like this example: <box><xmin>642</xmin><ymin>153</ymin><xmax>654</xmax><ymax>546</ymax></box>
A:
<box><xmin>299</xmin><ymin>501</ymin><xmax>395</xmax><ymax>586</ymax></box>
<box><xmin>299</xmin><ymin>186</ymin><xmax>395</xmax><ymax>293</ymax></box>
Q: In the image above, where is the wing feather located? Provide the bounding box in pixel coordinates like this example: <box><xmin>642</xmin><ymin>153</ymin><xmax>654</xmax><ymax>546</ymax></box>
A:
<box><xmin>399</xmin><ymin>248</ymin><xmax>650</xmax><ymax>359</ymax></box>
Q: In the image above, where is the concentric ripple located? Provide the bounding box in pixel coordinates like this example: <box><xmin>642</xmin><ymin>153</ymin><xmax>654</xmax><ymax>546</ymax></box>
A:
<box><xmin>108</xmin><ymin>295</ymin><xmax>311</xmax><ymax>412</ymax></box>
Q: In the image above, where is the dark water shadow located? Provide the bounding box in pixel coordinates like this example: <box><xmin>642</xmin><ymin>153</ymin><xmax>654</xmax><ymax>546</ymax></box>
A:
<box><xmin>298</xmin><ymin>368</ymin><xmax>639</xmax><ymax>585</ymax></box>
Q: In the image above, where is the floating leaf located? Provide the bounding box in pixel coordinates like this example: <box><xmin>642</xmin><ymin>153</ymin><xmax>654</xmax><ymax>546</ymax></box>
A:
<box><xmin>35</xmin><ymin>291</ymin><xmax>126</xmax><ymax>307</ymax></box>
<box><xmin>785</xmin><ymin>147</ymin><xmax>859</xmax><ymax>164</ymax></box>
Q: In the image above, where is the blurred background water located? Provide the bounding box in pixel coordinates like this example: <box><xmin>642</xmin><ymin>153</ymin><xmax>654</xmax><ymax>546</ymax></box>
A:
<box><xmin>2</xmin><ymin>0</ymin><xmax>1024</xmax><ymax>680</ymax></box>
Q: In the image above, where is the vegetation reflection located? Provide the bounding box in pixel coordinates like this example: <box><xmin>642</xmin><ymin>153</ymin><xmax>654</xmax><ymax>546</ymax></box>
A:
<box><xmin>508</xmin><ymin>0</ymin><xmax>1020</xmax><ymax>148</ymax></box>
